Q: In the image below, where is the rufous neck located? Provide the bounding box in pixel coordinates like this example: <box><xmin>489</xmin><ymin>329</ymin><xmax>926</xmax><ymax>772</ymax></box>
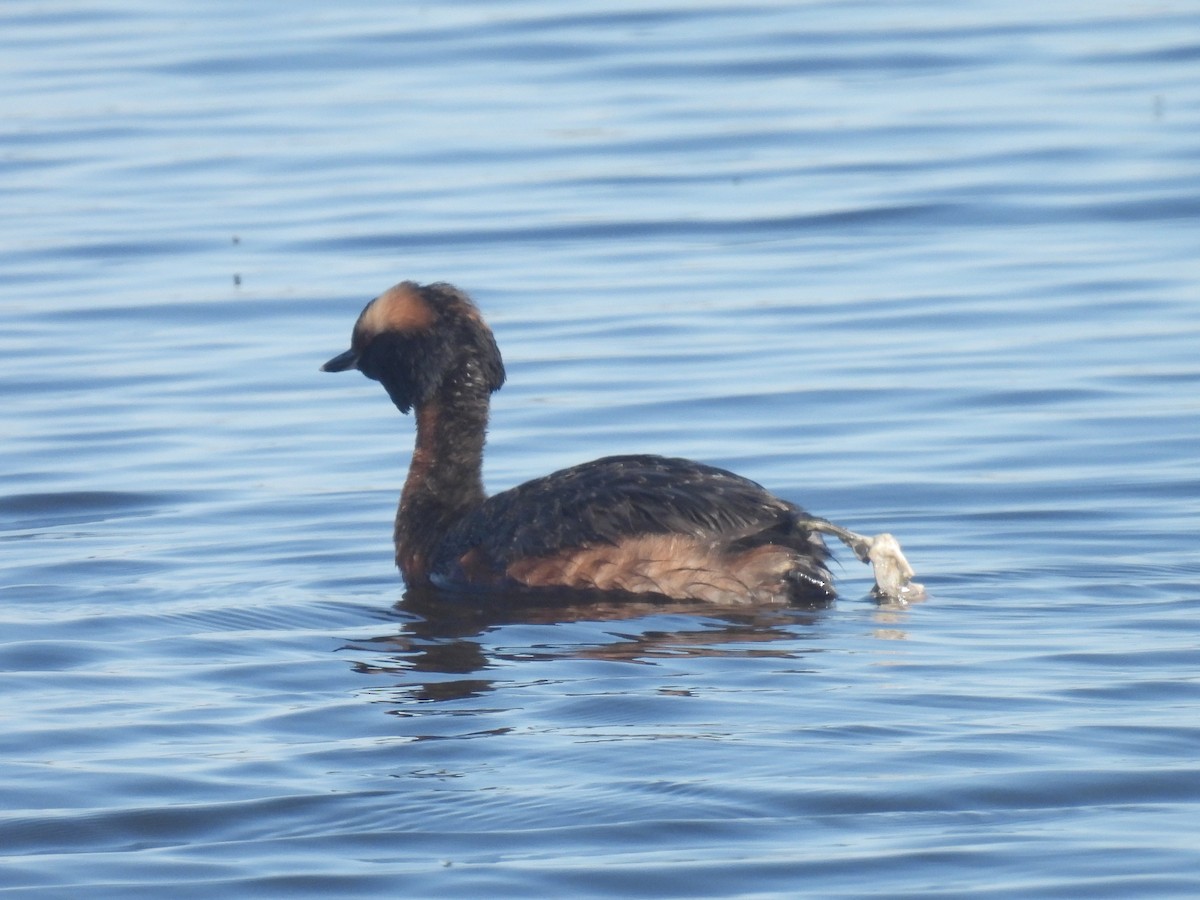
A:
<box><xmin>393</xmin><ymin>390</ymin><xmax>490</xmax><ymax>581</ymax></box>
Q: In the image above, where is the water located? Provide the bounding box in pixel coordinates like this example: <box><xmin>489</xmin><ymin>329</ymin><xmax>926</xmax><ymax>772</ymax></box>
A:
<box><xmin>3</xmin><ymin>1</ymin><xmax>1199</xmax><ymax>896</ymax></box>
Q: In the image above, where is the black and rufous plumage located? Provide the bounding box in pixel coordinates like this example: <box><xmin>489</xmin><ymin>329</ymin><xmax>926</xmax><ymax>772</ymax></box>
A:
<box><xmin>322</xmin><ymin>281</ymin><xmax>834</xmax><ymax>605</ymax></box>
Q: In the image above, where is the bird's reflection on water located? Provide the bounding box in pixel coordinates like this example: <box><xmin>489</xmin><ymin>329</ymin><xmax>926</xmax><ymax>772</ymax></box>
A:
<box><xmin>342</xmin><ymin>586</ymin><xmax>914</xmax><ymax>705</ymax></box>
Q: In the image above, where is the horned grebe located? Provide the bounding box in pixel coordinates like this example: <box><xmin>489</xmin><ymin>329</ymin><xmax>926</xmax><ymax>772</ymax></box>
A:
<box><xmin>322</xmin><ymin>281</ymin><xmax>922</xmax><ymax>605</ymax></box>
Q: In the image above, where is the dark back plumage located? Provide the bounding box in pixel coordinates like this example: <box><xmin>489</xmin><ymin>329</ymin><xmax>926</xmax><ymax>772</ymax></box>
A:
<box><xmin>432</xmin><ymin>454</ymin><xmax>832</xmax><ymax>599</ymax></box>
<box><xmin>437</xmin><ymin>455</ymin><xmax>787</xmax><ymax>559</ymax></box>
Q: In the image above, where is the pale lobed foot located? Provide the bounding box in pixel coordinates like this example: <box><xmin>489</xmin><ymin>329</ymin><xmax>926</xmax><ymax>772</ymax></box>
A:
<box><xmin>803</xmin><ymin>518</ymin><xmax>926</xmax><ymax>603</ymax></box>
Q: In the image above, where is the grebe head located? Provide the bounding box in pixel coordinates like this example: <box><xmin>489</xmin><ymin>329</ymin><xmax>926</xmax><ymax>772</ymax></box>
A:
<box><xmin>321</xmin><ymin>281</ymin><xmax>506</xmax><ymax>414</ymax></box>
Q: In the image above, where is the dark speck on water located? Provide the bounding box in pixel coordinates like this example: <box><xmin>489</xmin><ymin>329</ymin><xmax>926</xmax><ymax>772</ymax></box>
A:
<box><xmin>1</xmin><ymin>1</ymin><xmax>1198</xmax><ymax>897</ymax></box>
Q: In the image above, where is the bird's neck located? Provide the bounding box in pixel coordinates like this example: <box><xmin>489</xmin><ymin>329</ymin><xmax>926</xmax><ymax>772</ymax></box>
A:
<box><xmin>394</xmin><ymin>388</ymin><xmax>490</xmax><ymax>582</ymax></box>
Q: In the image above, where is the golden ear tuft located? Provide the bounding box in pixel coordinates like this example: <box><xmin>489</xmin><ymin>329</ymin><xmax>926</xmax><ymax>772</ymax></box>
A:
<box><xmin>358</xmin><ymin>282</ymin><xmax>437</xmax><ymax>338</ymax></box>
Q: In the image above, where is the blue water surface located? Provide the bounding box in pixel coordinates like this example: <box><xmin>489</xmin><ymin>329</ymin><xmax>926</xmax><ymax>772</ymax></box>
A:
<box><xmin>2</xmin><ymin>1</ymin><xmax>1199</xmax><ymax>897</ymax></box>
